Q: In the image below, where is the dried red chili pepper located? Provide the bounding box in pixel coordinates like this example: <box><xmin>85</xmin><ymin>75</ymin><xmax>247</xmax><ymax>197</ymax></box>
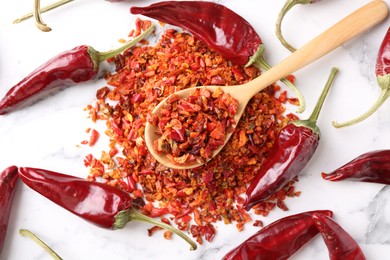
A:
<box><xmin>276</xmin><ymin>0</ymin><xmax>321</xmax><ymax>52</ymax></box>
<box><xmin>17</xmin><ymin>167</ymin><xmax>197</xmax><ymax>250</ymax></box>
<box><xmin>312</xmin><ymin>213</ymin><xmax>366</xmax><ymax>260</ymax></box>
<box><xmin>243</xmin><ymin>68</ymin><xmax>338</xmax><ymax>211</ymax></box>
<box><xmin>131</xmin><ymin>1</ymin><xmax>306</xmax><ymax>112</ymax></box>
<box><xmin>333</xmin><ymin>26</ymin><xmax>390</xmax><ymax>127</ymax></box>
<box><xmin>132</xmin><ymin>1</ymin><xmax>259</xmax><ymax>66</ymax></box>
<box><xmin>0</xmin><ymin>166</ymin><xmax>19</xmax><ymax>254</ymax></box>
<box><xmin>222</xmin><ymin>210</ymin><xmax>333</xmax><ymax>260</ymax></box>
<box><xmin>322</xmin><ymin>150</ymin><xmax>390</xmax><ymax>184</ymax></box>
<box><xmin>0</xmin><ymin>24</ymin><xmax>154</xmax><ymax>115</ymax></box>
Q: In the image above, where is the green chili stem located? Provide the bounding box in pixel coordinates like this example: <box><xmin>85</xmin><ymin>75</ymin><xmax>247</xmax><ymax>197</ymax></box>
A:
<box><xmin>308</xmin><ymin>67</ymin><xmax>339</xmax><ymax>123</ymax></box>
<box><xmin>251</xmin><ymin>44</ymin><xmax>306</xmax><ymax>113</ymax></box>
<box><xmin>13</xmin><ymin>0</ymin><xmax>74</xmax><ymax>24</ymax></box>
<box><xmin>128</xmin><ymin>209</ymin><xmax>197</xmax><ymax>251</ymax></box>
<box><xmin>332</xmin><ymin>75</ymin><xmax>390</xmax><ymax>128</ymax></box>
<box><xmin>19</xmin><ymin>229</ymin><xmax>63</xmax><ymax>260</ymax></box>
<box><xmin>34</xmin><ymin>0</ymin><xmax>51</xmax><ymax>32</ymax></box>
<box><xmin>276</xmin><ymin>0</ymin><xmax>312</xmax><ymax>52</ymax></box>
<box><xmin>96</xmin><ymin>24</ymin><xmax>155</xmax><ymax>64</ymax></box>
<box><xmin>294</xmin><ymin>67</ymin><xmax>338</xmax><ymax>133</ymax></box>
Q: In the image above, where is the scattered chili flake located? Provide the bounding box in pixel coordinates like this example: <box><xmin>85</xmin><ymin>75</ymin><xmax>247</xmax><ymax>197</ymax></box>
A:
<box><xmin>80</xmin><ymin>128</ymin><xmax>100</xmax><ymax>146</ymax></box>
<box><xmin>253</xmin><ymin>220</ymin><xmax>263</xmax><ymax>227</ymax></box>
<box><xmin>83</xmin><ymin>27</ymin><xmax>300</xmax><ymax>243</ymax></box>
<box><xmin>148</xmin><ymin>226</ymin><xmax>163</xmax><ymax>237</ymax></box>
<box><xmin>164</xmin><ymin>230</ymin><xmax>173</xmax><ymax>240</ymax></box>
<box><xmin>129</xmin><ymin>17</ymin><xmax>152</xmax><ymax>38</ymax></box>
<box><xmin>89</xmin><ymin>129</ymin><xmax>100</xmax><ymax>146</ymax></box>
<box><xmin>190</xmin><ymin>223</ymin><xmax>216</xmax><ymax>245</ymax></box>
<box><xmin>80</xmin><ymin>140</ymin><xmax>88</xmax><ymax>145</ymax></box>
<box><xmin>288</xmin><ymin>97</ymin><xmax>300</xmax><ymax>106</ymax></box>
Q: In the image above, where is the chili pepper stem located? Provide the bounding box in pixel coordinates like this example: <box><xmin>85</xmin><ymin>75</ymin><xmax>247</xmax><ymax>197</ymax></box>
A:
<box><xmin>276</xmin><ymin>0</ymin><xmax>312</xmax><ymax>52</ymax></box>
<box><xmin>19</xmin><ymin>229</ymin><xmax>63</xmax><ymax>260</ymax></box>
<box><xmin>13</xmin><ymin>0</ymin><xmax>74</xmax><ymax>24</ymax></box>
<box><xmin>34</xmin><ymin>0</ymin><xmax>52</xmax><ymax>32</ymax></box>
<box><xmin>249</xmin><ymin>44</ymin><xmax>306</xmax><ymax>113</ymax></box>
<box><xmin>91</xmin><ymin>24</ymin><xmax>155</xmax><ymax>67</ymax></box>
<box><xmin>295</xmin><ymin>67</ymin><xmax>338</xmax><ymax>130</ymax></box>
<box><xmin>116</xmin><ymin>209</ymin><xmax>197</xmax><ymax>251</ymax></box>
<box><xmin>308</xmin><ymin>67</ymin><xmax>338</xmax><ymax>122</ymax></box>
<box><xmin>333</xmin><ymin>75</ymin><xmax>390</xmax><ymax>128</ymax></box>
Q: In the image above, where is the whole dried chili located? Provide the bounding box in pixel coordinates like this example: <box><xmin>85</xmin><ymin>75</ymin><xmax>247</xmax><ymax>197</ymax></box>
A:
<box><xmin>150</xmin><ymin>87</ymin><xmax>239</xmax><ymax>166</ymax></box>
<box><xmin>17</xmin><ymin>167</ymin><xmax>197</xmax><ymax>250</ymax></box>
<box><xmin>322</xmin><ymin>150</ymin><xmax>390</xmax><ymax>184</ymax></box>
<box><xmin>131</xmin><ymin>1</ymin><xmax>306</xmax><ymax>113</ymax></box>
<box><xmin>0</xmin><ymin>24</ymin><xmax>154</xmax><ymax>115</ymax></box>
<box><xmin>312</xmin><ymin>213</ymin><xmax>366</xmax><ymax>260</ymax></box>
<box><xmin>276</xmin><ymin>0</ymin><xmax>321</xmax><ymax>52</ymax></box>
<box><xmin>222</xmin><ymin>210</ymin><xmax>333</xmax><ymax>260</ymax></box>
<box><xmin>243</xmin><ymin>67</ymin><xmax>338</xmax><ymax>211</ymax></box>
<box><xmin>333</xmin><ymin>26</ymin><xmax>390</xmax><ymax>127</ymax></box>
<box><xmin>85</xmin><ymin>29</ymin><xmax>298</xmax><ymax>243</ymax></box>
<box><xmin>0</xmin><ymin>166</ymin><xmax>19</xmax><ymax>254</ymax></box>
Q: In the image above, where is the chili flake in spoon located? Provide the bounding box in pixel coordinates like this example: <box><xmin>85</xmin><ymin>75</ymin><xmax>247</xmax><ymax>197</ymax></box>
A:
<box><xmin>148</xmin><ymin>87</ymin><xmax>239</xmax><ymax>166</ymax></box>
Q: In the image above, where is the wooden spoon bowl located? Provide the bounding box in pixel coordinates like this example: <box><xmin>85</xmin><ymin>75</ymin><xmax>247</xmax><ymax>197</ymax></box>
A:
<box><xmin>145</xmin><ymin>0</ymin><xmax>388</xmax><ymax>169</ymax></box>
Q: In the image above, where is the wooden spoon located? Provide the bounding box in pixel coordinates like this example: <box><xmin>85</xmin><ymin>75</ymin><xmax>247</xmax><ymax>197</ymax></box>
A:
<box><xmin>145</xmin><ymin>0</ymin><xmax>388</xmax><ymax>169</ymax></box>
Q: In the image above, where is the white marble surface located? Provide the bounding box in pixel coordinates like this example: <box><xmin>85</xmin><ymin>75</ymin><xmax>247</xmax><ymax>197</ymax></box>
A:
<box><xmin>1</xmin><ymin>0</ymin><xmax>390</xmax><ymax>259</ymax></box>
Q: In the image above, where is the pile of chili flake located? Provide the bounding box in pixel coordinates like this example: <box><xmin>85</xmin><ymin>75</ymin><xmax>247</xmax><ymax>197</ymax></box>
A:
<box><xmin>150</xmin><ymin>87</ymin><xmax>239</xmax><ymax>166</ymax></box>
<box><xmin>84</xmin><ymin>23</ymin><xmax>300</xmax><ymax>244</ymax></box>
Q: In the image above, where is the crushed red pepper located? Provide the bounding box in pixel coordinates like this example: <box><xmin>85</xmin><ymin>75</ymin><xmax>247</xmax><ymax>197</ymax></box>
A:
<box><xmin>83</xmin><ymin>25</ymin><xmax>300</xmax><ymax>244</ymax></box>
<box><xmin>149</xmin><ymin>87</ymin><xmax>239</xmax><ymax>165</ymax></box>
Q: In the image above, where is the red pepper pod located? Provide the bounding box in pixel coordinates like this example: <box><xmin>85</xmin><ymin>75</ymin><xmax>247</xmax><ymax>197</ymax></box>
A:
<box><xmin>243</xmin><ymin>124</ymin><xmax>319</xmax><ymax>210</ymax></box>
<box><xmin>17</xmin><ymin>166</ymin><xmax>197</xmax><ymax>250</ymax></box>
<box><xmin>312</xmin><ymin>213</ymin><xmax>366</xmax><ymax>260</ymax></box>
<box><xmin>0</xmin><ymin>25</ymin><xmax>155</xmax><ymax>115</ymax></box>
<box><xmin>131</xmin><ymin>1</ymin><xmax>261</xmax><ymax>66</ymax></box>
<box><xmin>322</xmin><ymin>150</ymin><xmax>390</xmax><ymax>184</ymax></box>
<box><xmin>222</xmin><ymin>210</ymin><xmax>333</xmax><ymax>260</ymax></box>
<box><xmin>0</xmin><ymin>165</ymin><xmax>19</xmax><ymax>253</ymax></box>
<box><xmin>0</xmin><ymin>45</ymin><xmax>96</xmax><ymax>115</ymax></box>
<box><xmin>18</xmin><ymin>167</ymin><xmax>133</xmax><ymax>229</ymax></box>
<box><xmin>243</xmin><ymin>68</ymin><xmax>338</xmax><ymax>211</ymax></box>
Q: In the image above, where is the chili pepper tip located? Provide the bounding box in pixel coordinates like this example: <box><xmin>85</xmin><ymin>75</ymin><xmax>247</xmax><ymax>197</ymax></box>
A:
<box><xmin>321</xmin><ymin>172</ymin><xmax>338</xmax><ymax>181</ymax></box>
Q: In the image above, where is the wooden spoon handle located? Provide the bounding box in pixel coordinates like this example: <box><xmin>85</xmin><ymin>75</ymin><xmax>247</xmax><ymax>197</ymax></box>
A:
<box><xmin>245</xmin><ymin>0</ymin><xmax>388</xmax><ymax>98</ymax></box>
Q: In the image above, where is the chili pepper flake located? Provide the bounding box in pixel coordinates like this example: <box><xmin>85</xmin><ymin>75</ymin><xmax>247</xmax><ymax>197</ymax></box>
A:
<box><xmin>84</xmin><ymin>28</ymin><xmax>299</xmax><ymax>243</ymax></box>
<box><xmin>151</xmin><ymin>87</ymin><xmax>238</xmax><ymax>165</ymax></box>
<box><xmin>148</xmin><ymin>226</ymin><xmax>163</xmax><ymax>237</ymax></box>
<box><xmin>89</xmin><ymin>129</ymin><xmax>100</xmax><ymax>146</ymax></box>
